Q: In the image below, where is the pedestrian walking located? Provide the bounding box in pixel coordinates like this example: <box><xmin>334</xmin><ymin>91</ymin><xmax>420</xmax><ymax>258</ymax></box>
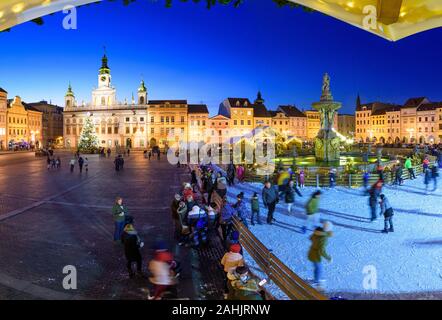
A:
<box><xmin>285</xmin><ymin>180</ymin><xmax>302</xmax><ymax>213</ymax></box>
<box><xmin>220</xmin><ymin>198</ymin><xmax>236</xmax><ymax>243</ymax></box>
<box><xmin>379</xmin><ymin>194</ymin><xmax>394</xmax><ymax>233</ymax></box>
<box><xmin>112</xmin><ymin>196</ymin><xmax>128</xmax><ymax>243</ymax></box>
<box><xmin>227</xmin><ymin>162</ymin><xmax>236</xmax><ymax>186</ymax></box>
<box><xmin>262</xmin><ymin>180</ymin><xmax>279</xmax><ymax>224</ymax></box>
<box><xmin>69</xmin><ymin>157</ymin><xmax>75</xmax><ymax>173</ymax></box>
<box><xmin>148</xmin><ymin>248</ymin><xmax>176</xmax><ymax>300</ymax></box>
<box><xmin>221</xmin><ymin>244</ymin><xmax>244</xmax><ymax>298</ymax></box>
<box><xmin>302</xmin><ymin>190</ymin><xmax>321</xmax><ymax>234</ymax></box>
<box><xmin>250</xmin><ymin>192</ymin><xmax>261</xmax><ymax>225</ymax></box>
<box><xmin>84</xmin><ymin>157</ymin><xmax>89</xmax><ymax>172</ymax></box>
<box><xmin>121</xmin><ymin>222</ymin><xmax>144</xmax><ymax>278</ymax></box>
<box><xmin>307</xmin><ymin>221</ymin><xmax>333</xmax><ymax>289</ymax></box>
<box><xmin>78</xmin><ymin>156</ymin><xmax>84</xmax><ymax>173</ymax></box>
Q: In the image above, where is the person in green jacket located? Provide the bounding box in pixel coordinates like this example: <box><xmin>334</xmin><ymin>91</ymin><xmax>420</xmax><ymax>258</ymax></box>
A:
<box><xmin>112</xmin><ymin>196</ymin><xmax>128</xmax><ymax>242</ymax></box>
<box><xmin>250</xmin><ymin>192</ymin><xmax>261</xmax><ymax>225</ymax></box>
<box><xmin>308</xmin><ymin>221</ymin><xmax>333</xmax><ymax>287</ymax></box>
<box><xmin>302</xmin><ymin>190</ymin><xmax>321</xmax><ymax>234</ymax></box>
<box><xmin>404</xmin><ymin>157</ymin><xmax>416</xmax><ymax>179</ymax></box>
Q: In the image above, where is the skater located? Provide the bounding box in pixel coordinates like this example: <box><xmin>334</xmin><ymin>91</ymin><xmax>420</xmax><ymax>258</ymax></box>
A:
<box><xmin>250</xmin><ymin>192</ymin><xmax>261</xmax><ymax>225</ymax></box>
<box><xmin>394</xmin><ymin>164</ymin><xmax>403</xmax><ymax>186</ymax></box>
<box><xmin>307</xmin><ymin>221</ymin><xmax>333</xmax><ymax>288</ymax></box>
<box><xmin>84</xmin><ymin>157</ymin><xmax>89</xmax><ymax>172</ymax></box>
<box><xmin>302</xmin><ymin>190</ymin><xmax>321</xmax><ymax>234</ymax></box>
<box><xmin>299</xmin><ymin>169</ymin><xmax>305</xmax><ymax>188</ymax></box>
<box><xmin>367</xmin><ymin>179</ymin><xmax>383</xmax><ymax>221</ymax></box>
<box><xmin>233</xmin><ymin>192</ymin><xmax>249</xmax><ymax>228</ymax></box>
<box><xmin>285</xmin><ymin>180</ymin><xmax>302</xmax><ymax>214</ymax></box>
<box><xmin>190</xmin><ymin>170</ymin><xmax>198</xmax><ymax>189</ymax></box>
<box><xmin>112</xmin><ymin>197</ymin><xmax>128</xmax><ymax>243</ymax></box>
<box><xmin>404</xmin><ymin>157</ymin><xmax>416</xmax><ymax>179</ymax></box>
<box><xmin>78</xmin><ymin>156</ymin><xmax>84</xmax><ymax>173</ymax></box>
<box><xmin>431</xmin><ymin>163</ymin><xmax>439</xmax><ymax>191</ymax></box>
<box><xmin>379</xmin><ymin>194</ymin><xmax>394</xmax><ymax>233</ymax></box>
<box><xmin>424</xmin><ymin>167</ymin><xmax>432</xmax><ymax>193</ymax></box>
<box><xmin>328</xmin><ymin>168</ymin><xmax>336</xmax><ymax>188</ymax></box>
<box><xmin>220</xmin><ymin>244</ymin><xmax>244</xmax><ymax>298</ymax></box>
<box><xmin>69</xmin><ymin>157</ymin><xmax>75</xmax><ymax>173</ymax></box>
<box><xmin>121</xmin><ymin>222</ymin><xmax>144</xmax><ymax>278</ymax></box>
<box><xmin>127</xmin><ymin>148</ymin><xmax>131</xmax><ymax>156</ymax></box>
<box><xmin>170</xmin><ymin>194</ymin><xmax>182</xmax><ymax>239</ymax></box>
<box><xmin>148</xmin><ymin>151</ymin><xmax>152</xmax><ymax>160</ymax></box>
<box><xmin>276</xmin><ymin>169</ymin><xmax>290</xmax><ymax>199</ymax></box>
<box><xmin>262</xmin><ymin>180</ymin><xmax>279</xmax><ymax>224</ymax></box>
<box><xmin>56</xmin><ymin>157</ymin><xmax>61</xmax><ymax>169</ymax></box>
<box><xmin>47</xmin><ymin>157</ymin><xmax>51</xmax><ymax>170</ymax></box>
<box><xmin>107</xmin><ymin>148</ymin><xmax>111</xmax><ymax>158</ymax></box>
<box><xmin>362</xmin><ymin>171</ymin><xmax>370</xmax><ymax>189</ymax></box>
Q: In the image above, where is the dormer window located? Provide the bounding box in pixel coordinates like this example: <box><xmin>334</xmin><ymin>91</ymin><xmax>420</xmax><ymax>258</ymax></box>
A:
<box><xmin>236</xmin><ymin>101</ymin><xmax>240</xmax><ymax>107</ymax></box>
<box><xmin>244</xmin><ymin>101</ymin><xmax>248</xmax><ymax>107</ymax></box>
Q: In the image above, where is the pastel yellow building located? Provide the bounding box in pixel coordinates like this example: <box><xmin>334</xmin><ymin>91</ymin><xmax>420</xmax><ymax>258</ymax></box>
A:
<box><xmin>6</xmin><ymin>96</ymin><xmax>43</xmax><ymax>149</ymax></box>
<box><xmin>0</xmin><ymin>88</ymin><xmax>7</xmax><ymax>150</ymax></box>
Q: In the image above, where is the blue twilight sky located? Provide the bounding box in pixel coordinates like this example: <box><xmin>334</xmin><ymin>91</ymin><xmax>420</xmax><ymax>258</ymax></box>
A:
<box><xmin>0</xmin><ymin>0</ymin><xmax>441</xmax><ymax>115</ymax></box>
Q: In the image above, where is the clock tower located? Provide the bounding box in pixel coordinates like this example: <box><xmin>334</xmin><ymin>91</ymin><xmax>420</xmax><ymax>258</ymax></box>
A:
<box><xmin>98</xmin><ymin>54</ymin><xmax>111</xmax><ymax>88</ymax></box>
<box><xmin>92</xmin><ymin>53</ymin><xmax>116</xmax><ymax>107</ymax></box>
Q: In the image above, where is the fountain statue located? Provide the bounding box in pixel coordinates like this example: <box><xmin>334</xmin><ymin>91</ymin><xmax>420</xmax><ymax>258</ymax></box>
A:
<box><xmin>312</xmin><ymin>73</ymin><xmax>342</xmax><ymax>162</ymax></box>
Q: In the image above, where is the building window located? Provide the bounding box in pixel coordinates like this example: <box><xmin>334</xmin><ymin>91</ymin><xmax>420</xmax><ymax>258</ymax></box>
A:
<box><xmin>126</xmin><ymin>127</ymin><xmax>130</xmax><ymax>134</ymax></box>
<box><xmin>114</xmin><ymin>127</ymin><xmax>118</xmax><ymax>134</ymax></box>
<box><xmin>133</xmin><ymin>127</ymin><xmax>137</xmax><ymax>134</ymax></box>
<box><xmin>171</xmin><ymin>116</ymin><xmax>175</xmax><ymax>123</ymax></box>
<box><xmin>151</xmin><ymin>116</ymin><xmax>154</xmax><ymax>123</ymax></box>
<box><xmin>126</xmin><ymin>117</ymin><xmax>130</xmax><ymax>122</ymax></box>
<box><xmin>248</xmin><ymin>120</ymin><xmax>251</xmax><ymax>126</ymax></box>
<box><xmin>161</xmin><ymin>116</ymin><xmax>164</xmax><ymax>123</ymax></box>
<box><xmin>66</xmin><ymin>127</ymin><xmax>71</xmax><ymax>135</ymax></box>
<box><xmin>107</xmin><ymin>127</ymin><xmax>112</xmax><ymax>134</ymax></box>
<box><xmin>234</xmin><ymin>120</ymin><xmax>237</xmax><ymax>125</ymax></box>
<box><xmin>181</xmin><ymin>116</ymin><xmax>185</xmax><ymax>123</ymax></box>
<box><xmin>151</xmin><ymin>128</ymin><xmax>154</xmax><ymax>134</ymax></box>
<box><xmin>140</xmin><ymin>117</ymin><xmax>144</xmax><ymax>122</ymax></box>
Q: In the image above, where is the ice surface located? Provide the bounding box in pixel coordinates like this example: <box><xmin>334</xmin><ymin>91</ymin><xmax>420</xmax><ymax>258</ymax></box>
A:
<box><xmin>227</xmin><ymin>176</ymin><xmax>442</xmax><ymax>299</ymax></box>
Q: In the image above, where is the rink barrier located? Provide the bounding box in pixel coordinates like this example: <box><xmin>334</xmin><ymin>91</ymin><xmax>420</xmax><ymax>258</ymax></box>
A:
<box><xmin>232</xmin><ymin>217</ymin><xmax>328</xmax><ymax>300</ymax></box>
<box><xmin>245</xmin><ymin>165</ymin><xmax>424</xmax><ymax>188</ymax></box>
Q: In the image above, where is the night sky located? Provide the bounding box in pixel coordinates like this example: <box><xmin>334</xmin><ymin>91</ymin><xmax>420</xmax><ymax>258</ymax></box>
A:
<box><xmin>0</xmin><ymin>0</ymin><xmax>441</xmax><ymax>115</ymax></box>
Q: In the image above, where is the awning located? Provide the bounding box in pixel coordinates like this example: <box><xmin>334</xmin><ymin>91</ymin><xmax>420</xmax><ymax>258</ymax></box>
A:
<box><xmin>0</xmin><ymin>1</ymin><xmax>441</xmax><ymax>41</ymax></box>
<box><xmin>288</xmin><ymin>0</ymin><xmax>442</xmax><ymax>41</ymax></box>
<box><xmin>0</xmin><ymin>0</ymin><xmax>100</xmax><ymax>32</ymax></box>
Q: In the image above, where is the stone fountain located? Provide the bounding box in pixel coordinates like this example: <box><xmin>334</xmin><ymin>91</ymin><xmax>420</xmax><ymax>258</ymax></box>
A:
<box><xmin>312</xmin><ymin>73</ymin><xmax>342</xmax><ymax>162</ymax></box>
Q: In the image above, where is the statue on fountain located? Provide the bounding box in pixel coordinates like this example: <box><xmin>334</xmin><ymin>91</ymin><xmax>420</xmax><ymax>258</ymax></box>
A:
<box><xmin>312</xmin><ymin>73</ymin><xmax>342</xmax><ymax>162</ymax></box>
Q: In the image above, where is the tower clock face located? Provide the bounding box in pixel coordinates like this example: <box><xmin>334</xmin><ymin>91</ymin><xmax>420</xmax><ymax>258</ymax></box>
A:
<box><xmin>101</xmin><ymin>76</ymin><xmax>107</xmax><ymax>82</ymax></box>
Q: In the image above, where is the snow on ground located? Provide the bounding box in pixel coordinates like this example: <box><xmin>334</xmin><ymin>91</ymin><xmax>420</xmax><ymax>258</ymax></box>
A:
<box><xmin>226</xmin><ymin>175</ymin><xmax>442</xmax><ymax>300</ymax></box>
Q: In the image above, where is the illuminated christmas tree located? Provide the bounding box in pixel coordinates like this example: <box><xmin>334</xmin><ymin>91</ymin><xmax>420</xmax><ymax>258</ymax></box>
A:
<box><xmin>78</xmin><ymin>116</ymin><xmax>99</xmax><ymax>153</ymax></box>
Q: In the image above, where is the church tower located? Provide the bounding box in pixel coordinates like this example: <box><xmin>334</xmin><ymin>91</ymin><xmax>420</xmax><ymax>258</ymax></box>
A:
<box><xmin>254</xmin><ymin>90</ymin><xmax>264</xmax><ymax>105</ymax></box>
<box><xmin>92</xmin><ymin>52</ymin><xmax>116</xmax><ymax>107</ymax></box>
<box><xmin>65</xmin><ymin>83</ymin><xmax>75</xmax><ymax>108</ymax></box>
<box><xmin>137</xmin><ymin>80</ymin><xmax>147</xmax><ymax>105</ymax></box>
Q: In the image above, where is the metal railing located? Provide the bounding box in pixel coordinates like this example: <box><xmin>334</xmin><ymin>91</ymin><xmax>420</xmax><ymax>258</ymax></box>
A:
<box><xmin>232</xmin><ymin>217</ymin><xmax>328</xmax><ymax>300</ymax></box>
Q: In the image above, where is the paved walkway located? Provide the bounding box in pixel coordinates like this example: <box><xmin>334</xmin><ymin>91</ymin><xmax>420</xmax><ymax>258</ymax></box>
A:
<box><xmin>0</xmin><ymin>151</ymin><xmax>224</xmax><ymax>299</ymax></box>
